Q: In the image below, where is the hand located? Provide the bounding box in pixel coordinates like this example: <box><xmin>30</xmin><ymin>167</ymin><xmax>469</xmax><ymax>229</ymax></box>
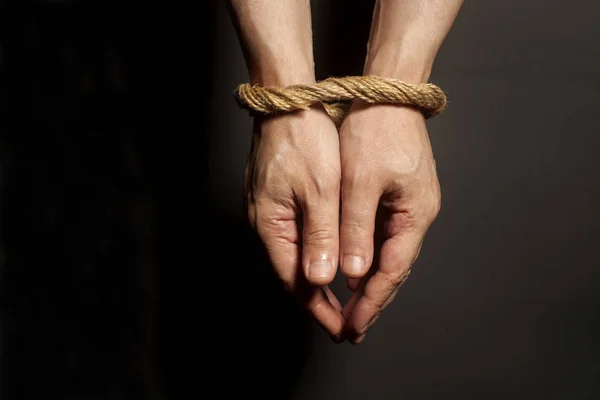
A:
<box><xmin>245</xmin><ymin>107</ymin><xmax>345</xmax><ymax>341</ymax></box>
<box><xmin>338</xmin><ymin>101</ymin><xmax>441</xmax><ymax>344</ymax></box>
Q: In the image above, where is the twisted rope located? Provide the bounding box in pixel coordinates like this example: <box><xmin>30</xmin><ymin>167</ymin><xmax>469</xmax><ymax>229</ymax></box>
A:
<box><xmin>235</xmin><ymin>75</ymin><xmax>447</xmax><ymax>126</ymax></box>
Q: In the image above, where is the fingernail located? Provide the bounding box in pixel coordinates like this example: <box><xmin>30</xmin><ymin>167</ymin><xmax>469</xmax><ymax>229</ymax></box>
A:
<box><xmin>343</xmin><ymin>255</ymin><xmax>365</xmax><ymax>276</ymax></box>
<box><xmin>308</xmin><ymin>260</ymin><xmax>332</xmax><ymax>278</ymax></box>
<box><xmin>355</xmin><ymin>333</ymin><xmax>367</xmax><ymax>344</ymax></box>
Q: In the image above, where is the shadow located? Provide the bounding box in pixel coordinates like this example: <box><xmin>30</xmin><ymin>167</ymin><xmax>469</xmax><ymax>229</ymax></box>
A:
<box><xmin>0</xmin><ymin>1</ymin><xmax>312</xmax><ymax>398</ymax></box>
<box><xmin>313</xmin><ymin>0</ymin><xmax>375</xmax><ymax>81</ymax></box>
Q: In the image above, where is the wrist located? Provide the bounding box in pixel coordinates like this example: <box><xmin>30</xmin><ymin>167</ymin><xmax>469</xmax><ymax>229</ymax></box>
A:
<box><xmin>348</xmin><ymin>98</ymin><xmax>425</xmax><ymax>123</ymax></box>
<box><xmin>247</xmin><ymin>46</ymin><xmax>316</xmax><ymax>86</ymax></box>
<box><xmin>249</xmin><ymin>61</ymin><xmax>316</xmax><ymax>87</ymax></box>
<box><xmin>364</xmin><ymin>40</ymin><xmax>435</xmax><ymax>84</ymax></box>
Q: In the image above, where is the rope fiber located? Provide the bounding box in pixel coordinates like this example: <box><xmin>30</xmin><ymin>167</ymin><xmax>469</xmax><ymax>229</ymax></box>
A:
<box><xmin>235</xmin><ymin>75</ymin><xmax>447</xmax><ymax>127</ymax></box>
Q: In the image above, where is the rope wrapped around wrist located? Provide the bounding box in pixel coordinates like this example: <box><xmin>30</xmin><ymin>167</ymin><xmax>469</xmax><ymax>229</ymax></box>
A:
<box><xmin>234</xmin><ymin>75</ymin><xmax>447</xmax><ymax>127</ymax></box>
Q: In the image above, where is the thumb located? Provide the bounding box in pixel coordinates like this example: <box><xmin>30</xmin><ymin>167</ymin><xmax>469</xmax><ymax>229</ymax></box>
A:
<box><xmin>301</xmin><ymin>194</ymin><xmax>340</xmax><ymax>286</ymax></box>
<box><xmin>339</xmin><ymin>176</ymin><xmax>379</xmax><ymax>279</ymax></box>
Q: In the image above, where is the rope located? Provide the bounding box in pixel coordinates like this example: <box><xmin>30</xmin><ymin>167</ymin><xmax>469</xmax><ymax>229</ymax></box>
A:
<box><xmin>235</xmin><ymin>75</ymin><xmax>447</xmax><ymax>127</ymax></box>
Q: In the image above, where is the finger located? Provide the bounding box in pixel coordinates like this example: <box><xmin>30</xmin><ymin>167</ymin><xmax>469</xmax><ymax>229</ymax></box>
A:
<box><xmin>256</xmin><ymin>205</ymin><xmax>343</xmax><ymax>340</ymax></box>
<box><xmin>347</xmin><ymin>277</ymin><xmax>361</xmax><ymax>292</ymax></box>
<box><xmin>343</xmin><ymin>230</ymin><xmax>424</xmax><ymax>343</ymax></box>
<box><xmin>323</xmin><ymin>286</ymin><xmax>343</xmax><ymax>313</ymax></box>
<box><xmin>345</xmin><ymin>216</ymin><xmax>385</xmax><ymax>293</ymax></box>
<box><xmin>353</xmin><ymin>334</ymin><xmax>367</xmax><ymax>344</ymax></box>
<box><xmin>301</xmin><ymin>194</ymin><xmax>340</xmax><ymax>286</ymax></box>
<box><xmin>307</xmin><ymin>287</ymin><xmax>345</xmax><ymax>342</ymax></box>
<box><xmin>339</xmin><ymin>177</ymin><xmax>379</xmax><ymax>279</ymax></box>
<box><xmin>344</xmin><ymin>266</ymin><xmax>413</xmax><ymax>344</ymax></box>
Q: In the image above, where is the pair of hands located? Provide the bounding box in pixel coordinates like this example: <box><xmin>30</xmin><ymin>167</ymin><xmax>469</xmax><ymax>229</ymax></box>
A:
<box><xmin>244</xmin><ymin>100</ymin><xmax>441</xmax><ymax>344</ymax></box>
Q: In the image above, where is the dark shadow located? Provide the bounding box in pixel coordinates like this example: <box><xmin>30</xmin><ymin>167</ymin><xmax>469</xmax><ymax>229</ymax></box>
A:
<box><xmin>313</xmin><ymin>0</ymin><xmax>375</xmax><ymax>80</ymax></box>
<box><xmin>0</xmin><ymin>1</ymin><xmax>311</xmax><ymax>398</ymax></box>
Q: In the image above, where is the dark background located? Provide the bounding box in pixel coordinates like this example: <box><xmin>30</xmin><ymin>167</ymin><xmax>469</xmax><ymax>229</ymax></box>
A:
<box><xmin>0</xmin><ymin>0</ymin><xmax>599</xmax><ymax>399</ymax></box>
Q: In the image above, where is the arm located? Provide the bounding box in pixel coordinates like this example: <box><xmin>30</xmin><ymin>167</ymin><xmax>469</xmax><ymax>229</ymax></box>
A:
<box><xmin>228</xmin><ymin>0</ymin><xmax>315</xmax><ymax>86</ymax></box>
<box><xmin>364</xmin><ymin>0</ymin><xmax>463</xmax><ymax>83</ymax></box>
<box><xmin>228</xmin><ymin>1</ymin><xmax>345</xmax><ymax>341</ymax></box>
<box><xmin>339</xmin><ymin>0</ymin><xmax>463</xmax><ymax>343</ymax></box>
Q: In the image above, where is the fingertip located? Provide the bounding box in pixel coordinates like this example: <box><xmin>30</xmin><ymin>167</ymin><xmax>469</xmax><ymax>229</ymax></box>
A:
<box><xmin>305</xmin><ymin>258</ymin><xmax>336</xmax><ymax>286</ymax></box>
<box><xmin>341</xmin><ymin>254</ymin><xmax>368</xmax><ymax>278</ymax></box>
<box><xmin>349</xmin><ymin>333</ymin><xmax>366</xmax><ymax>345</ymax></box>
<box><xmin>309</xmin><ymin>288</ymin><xmax>345</xmax><ymax>340</ymax></box>
<box><xmin>323</xmin><ymin>286</ymin><xmax>343</xmax><ymax>313</ymax></box>
<box><xmin>347</xmin><ymin>277</ymin><xmax>360</xmax><ymax>292</ymax></box>
<box><xmin>343</xmin><ymin>323</ymin><xmax>365</xmax><ymax>345</ymax></box>
<box><xmin>330</xmin><ymin>330</ymin><xmax>346</xmax><ymax>344</ymax></box>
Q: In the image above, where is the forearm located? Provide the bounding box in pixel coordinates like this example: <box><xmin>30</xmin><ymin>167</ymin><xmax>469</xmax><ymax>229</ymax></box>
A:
<box><xmin>227</xmin><ymin>0</ymin><xmax>315</xmax><ymax>86</ymax></box>
<box><xmin>364</xmin><ymin>0</ymin><xmax>463</xmax><ymax>83</ymax></box>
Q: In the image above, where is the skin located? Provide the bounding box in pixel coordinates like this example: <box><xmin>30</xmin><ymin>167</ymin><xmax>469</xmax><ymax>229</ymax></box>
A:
<box><xmin>228</xmin><ymin>0</ymin><xmax>463</xmax><ymax>344</ymax></box>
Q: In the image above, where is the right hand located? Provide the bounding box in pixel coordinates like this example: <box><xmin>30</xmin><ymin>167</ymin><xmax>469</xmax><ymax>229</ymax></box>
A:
<box><xmin>245</xmin><ymin>106</ymin><xmax>345</xmax><ymax>342</ymax></box>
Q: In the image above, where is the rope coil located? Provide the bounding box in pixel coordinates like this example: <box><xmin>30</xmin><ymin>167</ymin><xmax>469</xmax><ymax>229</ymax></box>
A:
<box><xmin>235</xmin><ymin>75</ymin><xmax>447</xmax><ymax>126</ymax></box>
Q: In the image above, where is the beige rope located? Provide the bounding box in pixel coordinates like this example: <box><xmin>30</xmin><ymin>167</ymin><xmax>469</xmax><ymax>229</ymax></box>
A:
<box><xmin>235</xmin><ymin>75</ymin><xmax>447</xmax><ymax>127</ymax></box>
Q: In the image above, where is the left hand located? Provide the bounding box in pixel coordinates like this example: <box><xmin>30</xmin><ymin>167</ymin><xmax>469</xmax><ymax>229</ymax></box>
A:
<box><xmin>338</xmin><ymin>101</ymin><xmax>442</xmax><ymax>344</ymax></box>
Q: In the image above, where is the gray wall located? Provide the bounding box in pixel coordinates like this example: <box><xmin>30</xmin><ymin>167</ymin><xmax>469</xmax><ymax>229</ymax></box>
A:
<box><xmin>209</xmin><ymin>1</ymin><xmax>600</xmax><ymax>398</ymax></box>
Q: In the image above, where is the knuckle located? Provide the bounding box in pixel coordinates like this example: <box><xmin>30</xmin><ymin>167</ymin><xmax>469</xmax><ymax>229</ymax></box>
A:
<box><xmin>341</xmin><ymin>217</ymin><xmax>371</xmax><ymax>239</ymax></box>
<box><xmin>396</xmin><ymin>191</ymin><xmax>441</xmax><ymax>230</ymax></box>
<box><xmin>303</xmin><ymin>227</ymin><xmax>336</xmax><ymax>246</ymax></box>
<box><xmin>424</xmin><ymin>192</ymin><xmax>442</xmax><ymax>223</ymax></box>
<box><xmin>255</xmin><ymin>211</ymin><xmax>295</xmax><ymax>244</ymax></box>
<box><xmin>257</xmin><ymin>215</ymin><xmax>287</xmax><ymax>238</ymax></box>
<box><xmin>386</xmin><ymin>210</ymin><xmax>421</xmax><ymax>235</ymax></box>
<box><xmin>380</xmin><ymin>270</ymin><xmax>403</xmax><ymax>292</ymax></box>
